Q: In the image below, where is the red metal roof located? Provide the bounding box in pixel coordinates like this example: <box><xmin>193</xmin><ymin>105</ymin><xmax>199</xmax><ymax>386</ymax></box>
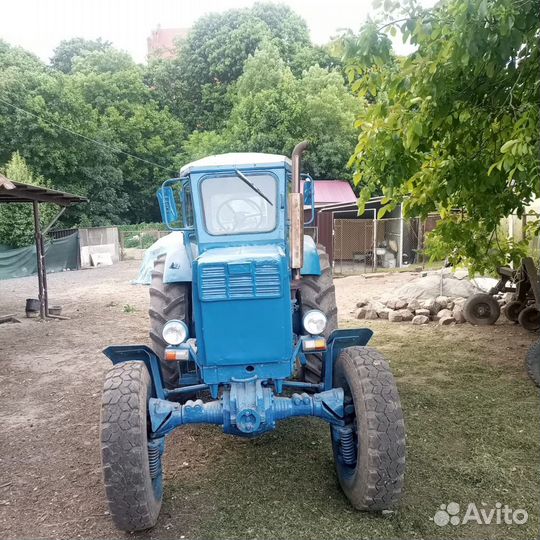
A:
<box><xmin>302</xmin><ymin>180</ymin><xmax>357</xmax><ymax>207</ymax></box>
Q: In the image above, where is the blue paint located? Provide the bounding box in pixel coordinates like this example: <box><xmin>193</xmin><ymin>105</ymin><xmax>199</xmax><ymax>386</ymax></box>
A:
<box><xmin>193</xmin><ymin>244</ymin><xmax>293</xmax><ymax>385</ymax></box>
<box><xmin>300</xmin><ymin>235</ymin><xmax>321</xmax><ymax>275</ymax></box>
<box><xmin>157</xmin><ymin>185</ymin><xmax>178</xmax><ymax>224</ymax></box>
<box><xmin>108</xmin><ymin>157</ymin><xmax>368</xmax><ymax>440</ymax></box>
<box><xmin>102</xmin><ymin>345</ymin><xmax>166</xmax><ymax>400</ymax></box>
<box><xmin>148</xmin><ymin>379</ymin><xmax>344</xmax><ymax>439</ymax></box>
<box><xmin>323</xmin><ymin>329</ymin><xmax>374</xmax><ymax>390</ymax></box>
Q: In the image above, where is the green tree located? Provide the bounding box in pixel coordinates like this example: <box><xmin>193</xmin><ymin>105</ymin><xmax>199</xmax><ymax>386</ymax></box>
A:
<box><xmin>342</xmin><ymin>0</ymin><xmax>539</xmax><ymax>272</ymax></box>
<box><xmin>182</xmin><ymin>42</ymin><xmax>359</xmax><ymax>180</ymax></box>
<box><xmin>50</xmin><ymin>37</ymin><xmax>112</xmax><ymax>73</ymax></box>
<box><xmin>0</xmin><ymin>41</ymin><xmax>183</xmax><ymax>225</ymax></box>
<box><xmin>0</xmin><ymin>152</ymin><xmax>57</xmax><ymax>247</ymax></box>
<box><xmin>147</xmin><ymin>3</ymin><xmax>313</xmax><ymax>132</ymax></box>
<box><xmin>69</xmin><ymin>49</ymin><xmax>185</xmax><ymax>222</ymax></box>
<box><xmin>0</xmin><ymin>48</ymin><xmax>127</xmax><ymax>225</ymax></box>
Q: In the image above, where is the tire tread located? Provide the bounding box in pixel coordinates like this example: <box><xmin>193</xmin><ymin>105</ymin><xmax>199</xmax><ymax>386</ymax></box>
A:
<box><xmin>100</xmin><ymin>361</ymin><xmax>161</xmax><ymax>531</ymax></box>
<box><xmin>335</xmin><ymin>346</ymin><xmax>406</xmax><ymax>511</ymax></box>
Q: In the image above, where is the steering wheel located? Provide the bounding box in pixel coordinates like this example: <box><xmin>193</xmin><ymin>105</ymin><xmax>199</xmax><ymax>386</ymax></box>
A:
<box><xmin>216</xmin><ymin>198</ymin><xmax>263</xmax><ymax>233</ymax></box>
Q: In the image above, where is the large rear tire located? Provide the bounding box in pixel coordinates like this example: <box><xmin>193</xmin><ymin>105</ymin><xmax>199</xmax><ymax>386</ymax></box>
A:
<box><xmin>331</xmin><ymin>346</ymin><xmax>406</xmax><ymax>510</ymax></box>
<box><xmin>300</xmin><ymin>244</ymin><xmax>338</xmax><ymax>384</ymax></box>
<box><xmin>101</xmin><ymin>361</ymin><xmax>163</xmax><ymax>531</ymax></box>
<box><xmin>149</xmin><ymin>255</ymin><xmax>191</xmax><ymax>388</ymax></box>
<box><xmin>526</xmin><ymin>338</ymin><xmax>540</xmax><ymax>387</ymax></box>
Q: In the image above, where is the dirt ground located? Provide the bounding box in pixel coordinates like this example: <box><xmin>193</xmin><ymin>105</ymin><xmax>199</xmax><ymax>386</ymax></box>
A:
<box><xmin>0</xmin><ymin>261</ymin><xmax>538</xmax><ymax>539</ymax></box>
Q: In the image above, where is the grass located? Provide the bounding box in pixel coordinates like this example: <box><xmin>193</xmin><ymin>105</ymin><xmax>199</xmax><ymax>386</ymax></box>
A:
<box><xmin>161</xmin><ymin>322</ymin><xmax>540</xmax><ymax>540</ymax></box>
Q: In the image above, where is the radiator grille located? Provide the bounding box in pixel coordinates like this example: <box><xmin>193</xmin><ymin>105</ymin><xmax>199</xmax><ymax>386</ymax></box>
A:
<box><xmin>200</xmin><ymin>262</ymin><xmax>281</xmax><ymax>301</ymax></box>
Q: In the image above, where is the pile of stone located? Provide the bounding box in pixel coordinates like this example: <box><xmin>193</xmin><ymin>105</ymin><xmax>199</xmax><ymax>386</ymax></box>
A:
<box><xmin>352</xmin><ymin>272</ymin><xmax>502</xmax><ymax>326</ymax></box>
<box><xmin>355</xmin><ymin>295</ymin><xmax>467</xmax><ymax>325</ymax></box>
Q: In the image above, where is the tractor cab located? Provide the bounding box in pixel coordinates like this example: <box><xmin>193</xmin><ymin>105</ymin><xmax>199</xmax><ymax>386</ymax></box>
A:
<box><xmin>157</xmin><ymin>152</ymin><xmax>314</xmax><ymax>253</ymax></box>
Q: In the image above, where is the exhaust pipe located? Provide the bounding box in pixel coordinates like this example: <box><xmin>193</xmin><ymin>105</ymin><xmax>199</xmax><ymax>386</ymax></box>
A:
<box><xmin>289</xmin><ymin>141</ymin><xmax>309</xmax><ymax>277</ymax></box>
<box><xmin>291</xmin><ymin>140</ymin><xmax>309</xmax><ymax>194</ymax></box>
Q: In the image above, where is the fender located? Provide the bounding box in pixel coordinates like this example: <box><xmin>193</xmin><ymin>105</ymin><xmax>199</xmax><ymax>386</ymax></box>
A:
<box><xmin>300</xmin><ymin>235</ymin><xmax>322</xmax><ymax>276</ymax></box>
<box><xmin>163</xmin><ymin>238</ymin><xmax>197</xmax><ymax>283</ymax></box>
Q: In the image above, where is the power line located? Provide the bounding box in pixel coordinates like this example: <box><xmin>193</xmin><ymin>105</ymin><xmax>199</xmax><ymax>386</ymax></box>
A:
<box><xmin>0</xmin><ymin>95</ymin><xmax>178</xmax><ymax>175</ymax></box>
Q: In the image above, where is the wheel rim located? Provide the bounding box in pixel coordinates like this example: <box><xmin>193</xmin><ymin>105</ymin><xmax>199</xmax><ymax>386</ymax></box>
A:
<box><xmin>333</xmin><ymin>381</ymin><xmax>358</xmax><ymax>480</ymax></box>
<box><xmin>472</xmin><ymin>302</ymin><xmax>493</xmax><ymax>319</ymax></box>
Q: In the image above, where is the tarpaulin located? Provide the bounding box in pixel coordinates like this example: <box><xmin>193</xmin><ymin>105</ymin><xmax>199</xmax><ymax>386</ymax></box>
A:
<box><xmin>0</xmin><ymin>233</ymin><xmax>80</xmax><ymax>280</ymax></box>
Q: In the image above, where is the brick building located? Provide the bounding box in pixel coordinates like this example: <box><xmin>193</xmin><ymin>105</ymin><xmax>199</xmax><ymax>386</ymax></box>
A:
<box><xmin>147</xmin><ymin>27</ymin><xmax>189</xmax><ymax>59</ymax></box>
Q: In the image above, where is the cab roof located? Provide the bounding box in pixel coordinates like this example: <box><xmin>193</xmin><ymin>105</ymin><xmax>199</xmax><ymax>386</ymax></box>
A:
<box><xmin>180</xmin><ymin>152</ymin><xmax>292</xmax><ymax>176</ymax></box>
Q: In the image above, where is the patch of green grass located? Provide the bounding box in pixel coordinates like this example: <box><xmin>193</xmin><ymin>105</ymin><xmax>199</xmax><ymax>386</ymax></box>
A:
<box><xmin>164</xmin><ymin>324</ymin><xmax>540</xmax><ymax>539</ymax></box>
<box><xmin>122</xmin><ymin>304</ymin><xmax>136</xmax><ymax>313</ymax></box>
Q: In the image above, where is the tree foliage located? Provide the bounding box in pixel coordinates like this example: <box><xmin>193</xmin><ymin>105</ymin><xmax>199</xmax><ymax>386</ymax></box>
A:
<box><xmin>342</xmin><ymin>0</ymin><xmax>539</xmax><ymax>271</ymax></box>
<box><xmin>50</xmin><ymin>37</ymin><xmax>112</xmax><ymax>73</ymax></box>
<box><xmin>0</xmin><ymin>3</ymin><xmax>356</xmax><ymax>247</ymax></box>
<box><xmin>0</xmin><ymin>152</ymin><xmax>57</xmax><ymax>247</ymax></box>
<box><xmin>182</xmin><ymin>42</ymin><xmax>359</xmax><ymax>180</ymax></box>
<box><xmin>147</xmin><ymin>2</ymin><xmax>322</xmax><ymax>132</ymax></box>
<box><xmin>0</xmin><ymin>40</ymin><xmax>183</xmax><ymax>228</ymax></box>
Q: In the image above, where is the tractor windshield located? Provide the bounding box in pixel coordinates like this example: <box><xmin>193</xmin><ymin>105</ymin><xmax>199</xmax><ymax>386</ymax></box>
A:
<box><xmin>200</xmin><ymin>173</ymin><xmax>277</xmax><ymax>235</ymax></box>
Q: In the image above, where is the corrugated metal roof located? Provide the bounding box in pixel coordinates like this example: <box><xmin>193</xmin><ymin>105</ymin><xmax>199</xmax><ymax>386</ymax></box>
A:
<box><xmin>0</xmin><ymin>174</ymin><xmax>87</xmax><ymax>206</ymax></box>
<box><xmin>302</xmin><ymin>180</ymin><xmax>357</xmax><ymax>206</ymax></box>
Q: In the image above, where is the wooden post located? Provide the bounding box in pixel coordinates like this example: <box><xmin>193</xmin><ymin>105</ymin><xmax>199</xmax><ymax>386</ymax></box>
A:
<box><xmin>33</xmin><ymin>201</ymin><xmax>46</xmax><ymax>319</ymax></box>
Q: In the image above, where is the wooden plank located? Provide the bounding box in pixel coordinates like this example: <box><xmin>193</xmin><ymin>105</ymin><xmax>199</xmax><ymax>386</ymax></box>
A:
<box><xmin>288</xmin><ymin>193</ymin><xmax>304</xmax><ymax>269</ymax></box>
<box><xmin>0</xmin><ymin>314</ymin><xmax>21</xmax><ymax>324</ymax></box>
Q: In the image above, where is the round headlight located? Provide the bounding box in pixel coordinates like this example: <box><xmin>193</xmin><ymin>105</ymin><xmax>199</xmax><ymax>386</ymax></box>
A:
<box><xmin>302</xmin><ymin>310</ymin><xmax>327</xmax><ymax>335</ymax></box>
<box><xmin>162</xmin><ymin>320</ymin><xmax>188</xmax><ymax>345</ymax></box>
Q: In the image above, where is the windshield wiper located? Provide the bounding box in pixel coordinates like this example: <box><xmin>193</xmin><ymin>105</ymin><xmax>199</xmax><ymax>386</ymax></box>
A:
<box><xmin>234</xmin><ymin>169</ymin><xmax>274</xmax><ymax>206</ymax></box>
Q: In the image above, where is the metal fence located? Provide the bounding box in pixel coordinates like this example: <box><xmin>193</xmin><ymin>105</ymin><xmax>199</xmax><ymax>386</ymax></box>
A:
<box><xmin>331</xmin><ymin>217</ymin><xmax>429</xmax><ymax>275</ymax></box>
<box><xmin>119</xmin><ymin>229</ymin><xmax>169</xmax><ymax>258</ymax></box>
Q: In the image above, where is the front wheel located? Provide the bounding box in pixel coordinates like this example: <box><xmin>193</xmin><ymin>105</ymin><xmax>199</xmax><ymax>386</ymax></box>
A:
<box><xmin>331</xmin><ymin>347</ymin><xmax>406</xmax><ymax>510</ymax></box>
<box><xmin>101</xmin><ymin>361</ymin><xmax>163</xmax><ymax>531</ymax></box>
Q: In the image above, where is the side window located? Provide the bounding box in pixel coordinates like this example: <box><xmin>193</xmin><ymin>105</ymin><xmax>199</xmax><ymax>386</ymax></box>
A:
<box><xmin>182</xmin><ymin>183</ymin><xmax>194</xmax><ymax>228</ymax></box>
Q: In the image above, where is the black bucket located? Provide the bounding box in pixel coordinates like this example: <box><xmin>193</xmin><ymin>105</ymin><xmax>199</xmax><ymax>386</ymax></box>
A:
<box><xmin>26</xmin><ymin>298</ymin><xmax>40</xmax><ymax>317</ymax></box>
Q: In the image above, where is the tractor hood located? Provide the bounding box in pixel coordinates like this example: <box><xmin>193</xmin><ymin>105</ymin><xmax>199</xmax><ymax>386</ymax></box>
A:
<box><xmin>192</xmin><ymin>245</ymin><xmax>293</xmax><ymax>384</ymax></box>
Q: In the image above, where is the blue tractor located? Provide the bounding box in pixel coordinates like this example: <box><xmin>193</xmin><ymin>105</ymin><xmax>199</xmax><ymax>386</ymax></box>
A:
<box><xmin>100</xmin><ymin>143</ymin><xmax>406</xmax><ymax>531</ymax></box>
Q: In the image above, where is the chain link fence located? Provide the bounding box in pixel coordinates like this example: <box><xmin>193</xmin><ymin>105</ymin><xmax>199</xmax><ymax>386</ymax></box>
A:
<box><xmin>331</xmin><ymin>217</ymin><xmax>432</xmax><ymax>275</ymax></box>
<box><xmin>119</xmin><ymin>229</ymin><xmax>169</xmax><ymax>260</ymax></box>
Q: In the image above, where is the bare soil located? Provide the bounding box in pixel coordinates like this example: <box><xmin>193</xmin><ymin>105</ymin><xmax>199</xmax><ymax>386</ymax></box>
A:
<box><xmin>0</xmin><ymin>262</ymin><xmax>537</xmax><ymax>539</ymax></box>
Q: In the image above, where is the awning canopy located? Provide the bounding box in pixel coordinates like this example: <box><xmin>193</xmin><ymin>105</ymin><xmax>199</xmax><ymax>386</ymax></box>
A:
<box><xmin>0</xmin><ymin>173</ymin><xmax>87</xmax><ymax>320</ymax></box>
<box><xmin>0</xmin><ymin>174</ymin><xmax>87</xmax><ymax>206</ymax></box>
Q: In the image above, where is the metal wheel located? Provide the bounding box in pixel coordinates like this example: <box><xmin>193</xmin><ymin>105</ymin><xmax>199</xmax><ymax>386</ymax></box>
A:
<box><xmin>331</xmin><ymin>347</ymin><xmax>405</xmax><ymax>510</ymax></box>
<box><xmin>518</xmin><ymin>306</ymin><xmax>540</xmax><ymax>332</ymax></box>
<box><xmin>463</xmin><ymin>293</ymin><xmax>501</xmax><ymax>325</ymax></box>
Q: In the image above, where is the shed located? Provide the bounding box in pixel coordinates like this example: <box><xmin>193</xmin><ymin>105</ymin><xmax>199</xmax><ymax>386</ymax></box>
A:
<box><xmin>0</xmin><ymin>174</ymin><xmax>87</xmax><ymax>319</ymax></box>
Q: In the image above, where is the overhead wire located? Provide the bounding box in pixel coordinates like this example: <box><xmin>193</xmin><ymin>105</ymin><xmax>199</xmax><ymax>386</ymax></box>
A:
<box><xmin>0</xmin><ymin>95</ymin><xmax>178</xmax><ymax>175</ymax></box>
